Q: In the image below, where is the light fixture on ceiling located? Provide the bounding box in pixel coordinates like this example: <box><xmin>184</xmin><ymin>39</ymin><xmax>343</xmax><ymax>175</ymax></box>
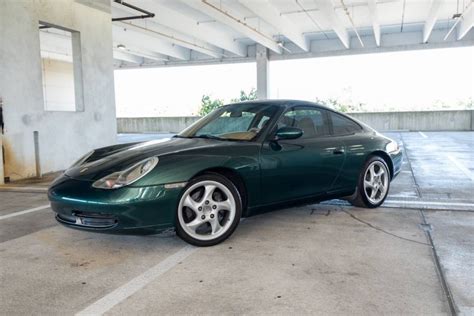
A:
<box><xmin>117</xmin><ymin>44</ymin><xmax>126</xmax><ymax>50</ymax></box>
<box><xmin>277</xmin><ymin>41</ymin><xmax>292</xmax><ymax>53</ymax></box>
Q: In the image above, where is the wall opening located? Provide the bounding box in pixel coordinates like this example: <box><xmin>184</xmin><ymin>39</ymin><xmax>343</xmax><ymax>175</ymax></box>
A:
<box><xmin>39</xmin><ymin>23</ymin><xmax>84</xmax><ymax>112</ymax></box>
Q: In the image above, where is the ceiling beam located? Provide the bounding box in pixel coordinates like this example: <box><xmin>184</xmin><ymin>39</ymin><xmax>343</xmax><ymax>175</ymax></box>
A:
<box><xmin>112</xmin><ymin>5</ymin><xmax>223</xmax><ymax>58</ymax></box>
<box><xmin>112</xmin><ymin>25</ymin><xmax>190</xmax><ymax>60</ymax></box>
<box><xmin>239</xmin><ymin>0</ymin><xmax>309</xmax><ymax>51</ymax></box>
<box><xmin>458</xmin><ymin>1</ymin><xmax>474</xmax><ymax>40</ymax></box>
<box><xmin>423</xmin><ymin>0</ymin><xmax>442</xmax><ymax>43</ymax></box>
<box><xmin>123</xmin><ymin>48</ymin><xmax>169</xmax><ymax>62</ymax></box>
<box><xmin>313</xmin><ymin>0</ymin><xmax>350</xmax><ymax>48</ymax></box>
<box><xmin>367</xmin><ymin>0</ymin><xmax>381</xmax><ymax>46</ymax></box>
<box><xmin>113</xmin><ymin>50</ymin><xmax>144</xmax><ymax>64</ymax></box>
<box><xmin>117</xmin><ymin>20</ymin><xmax>222</xmax><ymax>58</ymax></box>
<box><xmin>184</xmin><ymin>0</ymin><xmax>282</xmax><ymax>53</ymax></box>
<box><xmin>115</xmin><ymin>1</ymin><xmax>247</xmax><ymax>57</ymax></box>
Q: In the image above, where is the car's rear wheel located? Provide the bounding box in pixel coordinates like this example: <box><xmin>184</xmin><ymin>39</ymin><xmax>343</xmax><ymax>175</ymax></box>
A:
<box><xmin>349</xmin><ymin>156</ymin><xmax>390</xmax><ymax>208</ymax></box>
<box><xmin>176</xmin><ymin>174</ymin><xmax>242</xmax><ymax>246</ymax></box>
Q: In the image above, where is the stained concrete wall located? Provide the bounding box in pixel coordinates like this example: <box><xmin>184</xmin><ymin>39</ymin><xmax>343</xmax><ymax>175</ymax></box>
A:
<box><xmin>117</xmin><ymin>110</ymin><xmax>474</xmax><ymax>133</ymax></box>
<box><xmin>117</xmin><ymin>117</ymin><xmax>201</xmax><ymax>133</ymax></box>
<box><xmin>351</xmin><ymin>110</ymin><xmax>473</xmax><ymax>132</ymax></box>
<box><xmin>0</xmin><ymin>0</ymin><xmax>116</xmax><ymax>180</ymax></box>
<box><xmin>41</xmin><ymin>59</ymin><xmax>76</xmax><ymax>112</ymax></box>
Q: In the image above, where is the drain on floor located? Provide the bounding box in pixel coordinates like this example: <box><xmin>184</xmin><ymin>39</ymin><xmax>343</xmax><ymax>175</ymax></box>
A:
<box><xmin>419</xmin><ymin>223</ymin><xmax>433</xmax><ymax>232</ymax></box>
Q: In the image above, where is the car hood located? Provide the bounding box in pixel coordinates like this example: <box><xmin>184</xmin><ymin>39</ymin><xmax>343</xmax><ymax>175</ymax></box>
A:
<box><xmin>65</xmin><ymin>137</ymin><xmax>228</xmax><ymax>181</ymax></box>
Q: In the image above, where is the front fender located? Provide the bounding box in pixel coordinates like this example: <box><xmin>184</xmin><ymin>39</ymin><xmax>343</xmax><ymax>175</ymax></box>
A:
<box><xmin>133</xmin><ymin>154</ymin><xmax>230</xmax><ymax>186</ymax></box>
<box><xmin>131</xmin><ymin>152</ymin><xmax>261</xmax><ymax>207</ymax></box>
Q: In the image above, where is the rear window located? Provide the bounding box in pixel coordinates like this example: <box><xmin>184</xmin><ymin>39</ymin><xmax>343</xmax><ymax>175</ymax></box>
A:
<box><xmin>330</xmin><ymin>112</ymin><xmax>362</xmax><ymax>135</ymax></box>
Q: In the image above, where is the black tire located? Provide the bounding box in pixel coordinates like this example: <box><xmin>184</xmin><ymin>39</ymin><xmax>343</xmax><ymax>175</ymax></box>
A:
<box><xmin>176</xmin><ymin>173</ymin><xmax>242</xmax><ymax>247</ymax></box>
<box><xmin>348</xmin><ymin>155</ymin><xmax>391</xmax><ymax>208</ymax></box>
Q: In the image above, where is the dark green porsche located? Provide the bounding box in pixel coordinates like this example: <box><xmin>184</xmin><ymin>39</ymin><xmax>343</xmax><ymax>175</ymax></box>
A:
<box><xmin>48</xmin><ymin>100</ymin><xmax>402</xmax><ymax>246</ymax></box>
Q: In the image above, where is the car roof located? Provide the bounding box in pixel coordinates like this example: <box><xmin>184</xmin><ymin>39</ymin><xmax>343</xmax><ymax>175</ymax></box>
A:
<box><xmin>227</xmin><ymin>99</ymin><xmax>332</xmax><ymax>111</ymax></box>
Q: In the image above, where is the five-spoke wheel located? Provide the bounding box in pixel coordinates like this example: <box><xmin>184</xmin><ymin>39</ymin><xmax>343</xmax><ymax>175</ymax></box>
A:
<box><xmin>349</xmin><ymin>156</ymin><xmax>390</xmax><ymax>208</ymax></box>
<box><xmin>363</xmin><ymin>160</ymin><xmax>389</xmax><ymax>205</ymax></box>
<box><xmin>176</xmin><ymin>173</ymin><xmax>242</xmax><ymax>246</ymax></box>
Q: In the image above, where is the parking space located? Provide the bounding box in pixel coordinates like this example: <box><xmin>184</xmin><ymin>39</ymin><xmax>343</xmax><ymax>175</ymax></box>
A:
<box><xmin>386</xmin><ymin>131</ymin><xmax>474</xmax><ymax>203</ymax></box>
<box><xmin>0</xmin><ymin>132</ymin><xmax>472</xmax><ymax>314</ymax></box>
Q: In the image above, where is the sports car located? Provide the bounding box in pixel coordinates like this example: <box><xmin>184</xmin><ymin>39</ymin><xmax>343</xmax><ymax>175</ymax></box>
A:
<box><xmin>48</xmin><ymin>100</ymin><xmax>402</xmax><ymax>246</ymax></box>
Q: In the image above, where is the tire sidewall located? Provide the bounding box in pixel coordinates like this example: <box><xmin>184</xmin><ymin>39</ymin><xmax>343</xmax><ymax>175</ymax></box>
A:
<box><xmin>358</xmin><ymin>156</ymin><xmax>391</xmax><ymax>208</ymax></box>
<box><xmin>176</xmin><ymin>173</ymin><xmax>242</xmax><ymax>247</ymax></box>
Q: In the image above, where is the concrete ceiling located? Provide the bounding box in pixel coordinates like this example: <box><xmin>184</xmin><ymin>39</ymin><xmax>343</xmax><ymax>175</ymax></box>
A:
<box><xmin>42</xmin><ymin>0</ymin><xmax>474</xmax><ymax>68</ymax></box>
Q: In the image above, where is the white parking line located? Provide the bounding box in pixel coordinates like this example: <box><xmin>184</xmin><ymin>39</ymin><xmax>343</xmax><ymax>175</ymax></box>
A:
<box><xmin>446</xmin><ymin>154</ymin><xmax>474</xmax><ymax>181</ymax></box>
<box><xmin>0</xmin><ymin>186</ymin><xmax>48</xmax><ymax>192</ymax></box>
<box><xmin>76</xmin><ymin>245</ymin><xmax>197</xmax><ymax>316</ymax></box>
<box><xmin>418</xmin><ymin>131</ymin><xmax>428</xmax><ymax>138</ymax></box>
<box><xmin>0</xmin><ymin>205</ymin><xmax>50</xmax><ymax>220</ymax></box>
<box><xmin>384</xmin><ymin>199</ymin><xmax>474</xmax><ymax>208</ymax></box>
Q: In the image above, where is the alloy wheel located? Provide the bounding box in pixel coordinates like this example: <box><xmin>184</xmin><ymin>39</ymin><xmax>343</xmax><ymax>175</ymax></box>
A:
<box><xmin>363</xmin><ymin>161</ymin><xmax>389</xmax><ymax>205</ymax></box>
<box><xmin>177</xmin><ymin>180</ymin><xmax>236</xmax><ymax>241</ymax></box>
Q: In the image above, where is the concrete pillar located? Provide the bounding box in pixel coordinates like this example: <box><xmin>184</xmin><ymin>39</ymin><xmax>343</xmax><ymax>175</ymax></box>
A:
<box><xmin>0</xmin><ymin>0</ymin><xmax>116</xmax><ymax>181</ymax></box>
<box><xmin>256</xmin><ymin>44</ymin><xmax>269</xmax><ymax>100</ymax></box>
<box><xmin>0</xmin><ymin>136</ymin><xmax>3</xmax><ymax>185</ymax></box>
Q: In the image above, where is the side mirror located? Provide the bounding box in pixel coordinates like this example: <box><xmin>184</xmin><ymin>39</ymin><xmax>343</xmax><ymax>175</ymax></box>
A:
<box><xmin>275</xmin><ymin>127</ymin><xmax>303</xmax><ymax>140</ymax></box>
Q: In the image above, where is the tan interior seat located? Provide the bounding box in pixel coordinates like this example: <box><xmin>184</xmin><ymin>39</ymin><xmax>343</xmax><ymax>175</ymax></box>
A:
<box><xmin>297</xmin><ymin>117</ymin><xmax>317</xmax><ymax>138</ymax></box>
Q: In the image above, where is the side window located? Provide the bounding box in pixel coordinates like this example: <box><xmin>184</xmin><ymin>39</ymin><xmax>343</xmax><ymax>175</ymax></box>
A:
<box><xmin>278</xmin><ymin>107</ymin><xmax>330</xmax><ymax>138</ymax></box>
<box><xmin>330</xmin><ymin>112</ymin><xmax>362</xmax><ymax>136</ymax></box>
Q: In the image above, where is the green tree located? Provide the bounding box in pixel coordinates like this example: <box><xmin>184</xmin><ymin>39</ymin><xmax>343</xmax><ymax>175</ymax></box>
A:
<box><xmin>198</xmin><ymin>88</ymin><xmax>258</xmax><ymax>116</ymax></box>
<box><xmin>231</xmin><ymin>88</ymin><xmax>257</xmax><ymax>103</ymax></box>
<box><xmin>315</xmin><ymin>97</ymin><xmax>366</xmax><ymax>113</ymax></box>
<box><xmin>198</xmin><ymin>94</ymin><xmax>224</xmax><ymax>116</ymax></box>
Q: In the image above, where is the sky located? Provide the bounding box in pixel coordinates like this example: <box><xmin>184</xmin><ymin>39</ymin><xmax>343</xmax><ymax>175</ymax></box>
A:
<box><xmin>114</xmin><ymin>46</ymin><xmax>474</xmax><ymax>117</ymax></box>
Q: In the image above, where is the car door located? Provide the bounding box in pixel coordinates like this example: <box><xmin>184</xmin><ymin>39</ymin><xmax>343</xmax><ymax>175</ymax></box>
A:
<box><xmin>259</xmin><ymin>106</ymin><xmax>346</xmax><ymax>205</ymax></box>
<box><xmin>327</xmin><ymin>111</ymin><xmax>368</xmax><ymax>191</ymax></box>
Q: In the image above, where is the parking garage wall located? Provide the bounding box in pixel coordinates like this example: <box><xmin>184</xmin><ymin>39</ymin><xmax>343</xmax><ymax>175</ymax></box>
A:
<box><xmin>117</xmin><ymin>110</ymin><xmax>474</xmax><ymax>133</ymax></box>
<box><xmin>0</xmin><ymin>0</ymin><xmax>116</xmax><ymax>180</ymax></box>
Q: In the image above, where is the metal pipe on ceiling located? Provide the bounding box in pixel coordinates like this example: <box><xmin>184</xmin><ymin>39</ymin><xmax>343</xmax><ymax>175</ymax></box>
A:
<box><xmin>112</xmin><ymin>0</ymin><xmax>155</xmax><ymax>22</ymax></box>
<box><xmin>340</xmin><ymin>0</ymin><xmax>364</xmax><ymax>47</ymax></box>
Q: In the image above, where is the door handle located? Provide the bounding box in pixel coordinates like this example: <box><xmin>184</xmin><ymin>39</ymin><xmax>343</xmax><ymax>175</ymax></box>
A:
<box><xmin>333</xmin><ymin>148</ymin><xmax>345</xmax><ymax>155</ymax></box>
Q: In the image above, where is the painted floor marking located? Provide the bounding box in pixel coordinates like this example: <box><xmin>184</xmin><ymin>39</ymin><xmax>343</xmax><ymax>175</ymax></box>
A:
<box><xmin>384</xmin><ymin>199</ymin><xmax>474</xmax><ymax>209</ymax></box>
<box><xmin>76</xmin><ymin>245</ymin><xmax>197</xmax><ymax>316</ymax></box>
<box><xmin>418</xmin><ymin>131</ymin><xmax>428</xmax><ymax>138</ymax></box>
<box><xmin>0</xmin><ymin>186</ymin><xmax>48</xmax><ymax>192</ymax></box>
<box><xmin>0</xmin><ymin>205</ymin><xmax>50</xmax><ymax>221</ymax></box>
<box><xmin>446</xmin><ymin>154</ymin><xmax>474</xmax><ymax>181</ymax></box>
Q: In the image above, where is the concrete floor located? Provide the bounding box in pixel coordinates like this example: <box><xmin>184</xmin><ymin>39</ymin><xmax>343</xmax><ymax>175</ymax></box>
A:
<box><xmin>0</xmin><ymin>131</ymin><xmax>472</xmax><ymax>315</ymax></box>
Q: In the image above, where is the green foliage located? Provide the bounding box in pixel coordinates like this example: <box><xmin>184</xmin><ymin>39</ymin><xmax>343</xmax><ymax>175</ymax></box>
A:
<box><xmin>432</xmin><ymin>98</ymin><xmax>473</xmax><ymax>110</ymax></box>
<box><xmin>315</xmin><ymin>97</ymin><xmax>366</xmax><ymax>113</ymax></box>
<box><xmin>198</xmin><ymin>95</ymin><xmax>224</xmax><ymax>116</ymax></box>
<box><xmin>198</xmin><ymin>88</ymin><xmax>257</xmax><ymax>116</ymax></box>
<box><xmin>465</xmin><ymin>98</ymin><xmax>474</xmax><ymax>109</ymax></box>
<box><xmin>231</xmin><ymin>88</ymin><xmax>257</xmax><ymax>103</ymax></box>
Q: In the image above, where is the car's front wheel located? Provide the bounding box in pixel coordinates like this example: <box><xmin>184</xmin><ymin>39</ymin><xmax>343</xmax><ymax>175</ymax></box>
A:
<box><xmin>349</xmin><ymin>156</ymin><xmax>390</xmax><ymax>208</ymax></box>
<box><xmin>176</xmin><ymin>173</ymin><xmax>242</xmax><ymax>246</ymax></box>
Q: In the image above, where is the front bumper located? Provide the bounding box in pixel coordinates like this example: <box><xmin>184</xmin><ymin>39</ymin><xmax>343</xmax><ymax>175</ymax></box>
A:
<box><xmin>48</xmin><ymin>175</ymin><xmax>181</xmax><ymax>235</ymax></box>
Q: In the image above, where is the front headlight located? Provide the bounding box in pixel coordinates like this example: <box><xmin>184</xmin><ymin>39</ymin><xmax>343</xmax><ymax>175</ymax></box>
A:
<box><xmin>386</xmin><ymin>141</ymin><xmax>400</xmax><ymax>154</ymax></box>
<box><xmin>92</xmin><ymin>157</ymin><xmax>159</xmax><ymax>190</ymax></box>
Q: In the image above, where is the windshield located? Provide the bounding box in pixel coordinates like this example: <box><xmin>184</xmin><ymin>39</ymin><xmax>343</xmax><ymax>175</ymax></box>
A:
<box><xmin>177</xmin><ymin>103</ymin><xmax>279</xmax><ymax>141</ymax></box>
